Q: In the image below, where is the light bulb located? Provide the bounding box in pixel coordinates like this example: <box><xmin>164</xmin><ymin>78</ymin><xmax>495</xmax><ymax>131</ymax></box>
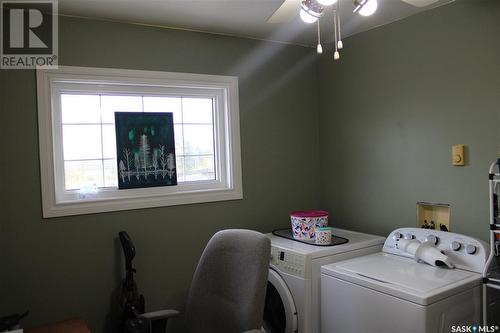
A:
<box><xmin>337</xmin><ymin>40</ymin><xmax>343</xmax><ymax>49</ymax></box>
<box><xmin>359</xmin><ymin>0</ymin><xmax>378</xmax><ymax>16</ymax></box>
<box><xmin>317</xmin><ymin>0</ymin><xmax>338</xmax><ymax>6</ymax></box>
<box><xmin>300</xmin><ymin>8</ymin><xmax>319</xmax><ymax>24</ymax></box>
<box><xmin>334</xmin><ymin>51</ymin><xmax>340</xmax><ymax>60</ymax></box>
<box><xmin>317</xmin><ymin>44</ymin><xmax>323</xmax><ymax>54</ymax></box>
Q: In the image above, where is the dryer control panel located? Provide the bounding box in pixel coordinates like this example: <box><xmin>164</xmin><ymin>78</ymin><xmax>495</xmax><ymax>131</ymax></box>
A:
<box><xmin>270</xmin><ymin>246</ymin><xmax>308</xmax><ymax>278</ymax></box>
<box><xmin>383</xmin><ymin>227</ymin><xmax>489</xmax><ymax>274</ymax></box>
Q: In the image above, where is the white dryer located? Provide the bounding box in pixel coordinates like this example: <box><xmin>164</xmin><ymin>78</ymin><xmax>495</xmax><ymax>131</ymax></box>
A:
<box><xmin>321</xmin><ymin>228</ymin><xmax>489</xmax><ymax>333</ymax></box>
<box><xmin>263</xmin><ymin>227</ymin><xmax>385</xmax><ymax>333</ymax></box>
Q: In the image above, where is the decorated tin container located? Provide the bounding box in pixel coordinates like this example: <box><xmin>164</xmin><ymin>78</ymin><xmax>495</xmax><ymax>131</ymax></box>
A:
<box><xmin>315</xmin><ymin>226</ymin><xmax>333</xmax><ymax>244</ymax></box>
<box><xmin>290</xmin><ymin>210</ymin><xmax>329</xmax><ymax>241</ymax></box>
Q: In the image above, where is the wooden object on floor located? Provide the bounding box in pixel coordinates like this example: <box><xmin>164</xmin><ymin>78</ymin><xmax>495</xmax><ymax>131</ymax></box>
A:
<box><xmin>25</xmin><ymin>318</ymin><xmax>90</xmax><ymax>333</ymax></box>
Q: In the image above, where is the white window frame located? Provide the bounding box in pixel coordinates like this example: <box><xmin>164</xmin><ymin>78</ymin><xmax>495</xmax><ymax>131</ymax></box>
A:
<box><xmin>37</xmin><ymin>66</ymin><xmax>242</xmax><ymax>218</ymax></box>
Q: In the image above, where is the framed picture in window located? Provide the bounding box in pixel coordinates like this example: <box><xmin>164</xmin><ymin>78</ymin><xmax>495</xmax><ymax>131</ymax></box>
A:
<box><xmin>115</xmin><ymin>112</ymin><xmax>177</xmax><ymax>189</ymax></box>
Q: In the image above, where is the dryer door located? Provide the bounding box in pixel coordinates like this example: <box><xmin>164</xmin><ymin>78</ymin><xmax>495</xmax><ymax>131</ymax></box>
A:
<box><xmin>263</xmin><ymin>268</ymin><xmax>298</xmax><ymax>333</ymax></box>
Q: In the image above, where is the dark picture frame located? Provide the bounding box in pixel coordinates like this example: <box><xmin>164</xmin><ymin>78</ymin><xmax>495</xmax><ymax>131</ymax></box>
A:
<box><xmin>115</xmin><ymin>112</ymin><xmax>177</xmax><ymax>189</ymax></box>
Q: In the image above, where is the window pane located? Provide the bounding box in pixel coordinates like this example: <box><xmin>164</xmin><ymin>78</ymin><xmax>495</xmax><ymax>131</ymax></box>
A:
<box><xmin>184</xmin><ymin>155</ymin><xmax>215</xmax><ymax>181</ymax></box>
<box><xmin>143</xmin><ymin>97</ymin><xmax>182</xmax><ymax>123</ymax></box>
<box><xmin>183</xmin><ymin>124</ymin><xmax>214</xmax><ymax>155</ymax></box>
<box><xmin>176</xmin><ymin>156</ymin><xmax>184</xmax><ymax>183</ymax></box>
<box><xmin>104</xmin><ymin>159</ymin><xmax>118</xmax><ymax>187</ymax></box>
<box><xmin>64</xmin><ymin>160</ymin><xmax>104</xmax><ymax>190</ymax></box>
<box><xmin>101</xmin><ymin>95</ymin><xmax>142</xmax><ymax>123</ymax></box>
<box><xmin>61</xmin><ymin>94</ymin><xmax>101</xmax><ymax>124</ymax></box>
<box><xmin>102</xmin><ymin>125</ymin><xmax>117</xmax><ymax>159</ymax></box>
<box><xmin>174</xmin><ymin>124</ymin><xmax>183</xmax><ymax>156</ymax></box>
<box><xmin>182</xmin><ymin>98</ymin><xmax>213</xmax><ymax>124</ymax></box>
<box><xmin>63</xmin><ymin>125</ymin><xmax>102</xmax><ymax>160</ymax></box>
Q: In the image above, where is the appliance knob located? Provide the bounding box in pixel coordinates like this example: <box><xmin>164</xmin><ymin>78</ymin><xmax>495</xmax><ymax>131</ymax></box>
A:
<box><xmin>393</xmin><ymin>232</ymin><xmax>402</xmax><ymax>241</ymax></box>
<box><xmin>450</xmin><ymin>241</ymin><xmax>461</xmax><ymax>251</ymax></box>
<box><xmin>465</xmin><ymin>244</ymin><xmax>477</xmax><ymax>255</ymax></box>
<box><xmin>425</xmin><ymin>235</ymin><xmax>439</xmax><ymax>245</ymax></box>
<box><xmin>404</xmin><ymin>233</ymin><xmax>415</xmax><ymax>240</ymax></box>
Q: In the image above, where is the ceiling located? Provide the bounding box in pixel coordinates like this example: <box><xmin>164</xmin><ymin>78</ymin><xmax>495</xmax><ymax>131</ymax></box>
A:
<box><xmin>58</xmin><ymin>0</ymin><xmax>455</xmax><ymax>47</ymax></box>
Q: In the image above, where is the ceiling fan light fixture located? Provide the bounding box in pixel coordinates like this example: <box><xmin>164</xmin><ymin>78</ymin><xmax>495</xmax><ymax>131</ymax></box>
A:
<box><xmin>317</xmin><ymin>0</ymin><xmax>338</xmax><ymax>6</ymax></box>
<box><xmin>353</xmin><ymin>0</ymin><xmax>378</xmax><ymax>16</ymax></box>
<box><xmin>300</xmin><ymin>0</ymin><xmax>323</xmax><ymax>24</ymax></box>
<box><xmin>300</xmin><ymin>8</ymin><xmax>319</xmax><ymax>23</ymax></box>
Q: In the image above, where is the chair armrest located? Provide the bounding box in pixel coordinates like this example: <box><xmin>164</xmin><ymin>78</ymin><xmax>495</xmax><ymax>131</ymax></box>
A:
<box><xmin>139</xmin><ymin>310</ymin><xmax>180</xmax><ymax>333</ymax></box>
<box><xmin>139</xmin><ymin>309</ymin><xmax>180</xmax><ymax>321</ymax></box>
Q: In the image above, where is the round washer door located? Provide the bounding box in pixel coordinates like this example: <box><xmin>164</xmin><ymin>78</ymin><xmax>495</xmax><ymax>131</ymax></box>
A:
<box><xmin>263</xmin><ymin>268</ymin><xmax>298</xmax><ymax>333</ymax></box>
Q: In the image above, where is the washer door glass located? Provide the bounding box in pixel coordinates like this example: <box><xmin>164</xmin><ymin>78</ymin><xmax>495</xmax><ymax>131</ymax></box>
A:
<box><xmin>263</xmin><ymin>269</ymin><xmax>298</xmax><ymax>333</ymax></box>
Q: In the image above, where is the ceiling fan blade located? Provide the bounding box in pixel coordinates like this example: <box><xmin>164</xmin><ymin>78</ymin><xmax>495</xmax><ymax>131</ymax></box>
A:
<box><xmin>267</xmin><ymin>0</ymin><xmax>302</xmax><ymax>23</ymax></box>
<box><xmin>400</xmin><ymin>0</ymin><xmax>440</xmax><ymax>7</ymax></box>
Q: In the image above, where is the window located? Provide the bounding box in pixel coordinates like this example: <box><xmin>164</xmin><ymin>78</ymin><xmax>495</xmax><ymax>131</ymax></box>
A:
<box><xmin>61</xmin><ymin>95</ymin><xmax>216</xmax><ymax>189</ymax></box>
<box><xmin>37</xmin><ymin>66</ymin><xmax>242</xmax><ymax>217</ymax></box>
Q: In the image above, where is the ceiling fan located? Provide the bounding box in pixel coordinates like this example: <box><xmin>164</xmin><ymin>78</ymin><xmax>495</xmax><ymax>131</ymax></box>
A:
<box><xmin>267</xmin><ymin>0</ymin><xmax>441</xmax><ymax>24</ymax></box>
<box><xmin>267</xmin><ymin>0</ymin><xmax>441</xmax><ymax>61</ymax></box>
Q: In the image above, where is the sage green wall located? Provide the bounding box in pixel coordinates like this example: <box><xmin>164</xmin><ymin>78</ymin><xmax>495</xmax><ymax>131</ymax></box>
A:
<box><xmin>318</xmin><ymin>0</ymin><xmax>500</xmax><ymax>241</ymax></box>
<box><xmin>2</xmin><ymin>1</ymin><xmax>499</xmax><ymax>331</ymax></box>
<box><xmin>0</xmin><ymin>17</ymin><xmax>321</xmax><ymax>332</ymax></box>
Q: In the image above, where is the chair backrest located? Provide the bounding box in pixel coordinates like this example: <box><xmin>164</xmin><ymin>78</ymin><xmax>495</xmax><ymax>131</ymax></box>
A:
<box><xmin>184</xmin><ymin>229</ymin><xmax>271</xmax><ymax>333</ymax></box>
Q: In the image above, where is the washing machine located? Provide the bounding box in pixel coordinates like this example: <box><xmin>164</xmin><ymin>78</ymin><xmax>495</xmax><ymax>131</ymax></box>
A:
<box><xmin>321</xmin><ymin>228</ymin><xmax>489</xmax><ymax>333</ymax></box>
<box><xmin>263</xmin><ymin>227</ymin><xmax>385</xmax><ymax>333</ymax></box>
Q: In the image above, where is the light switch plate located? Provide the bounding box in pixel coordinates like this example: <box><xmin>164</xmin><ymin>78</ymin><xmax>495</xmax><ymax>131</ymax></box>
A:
<box><xmin>452</xmin><ymin>144</ymin><xmax>465</xmax><ymax>166</ymax></box>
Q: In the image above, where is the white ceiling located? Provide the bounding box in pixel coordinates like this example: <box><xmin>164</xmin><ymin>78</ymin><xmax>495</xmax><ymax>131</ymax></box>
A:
<box><xmin>58</xmin><ymin>0</ymin><xmax>455</xmax><ymax>47</ymax></box>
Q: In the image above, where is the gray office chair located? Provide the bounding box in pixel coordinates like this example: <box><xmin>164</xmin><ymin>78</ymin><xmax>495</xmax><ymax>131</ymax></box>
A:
<box><xmin>140</xmin><ymin>229</ymin><xmax>271</xmax><ymax>333</ymax></box>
